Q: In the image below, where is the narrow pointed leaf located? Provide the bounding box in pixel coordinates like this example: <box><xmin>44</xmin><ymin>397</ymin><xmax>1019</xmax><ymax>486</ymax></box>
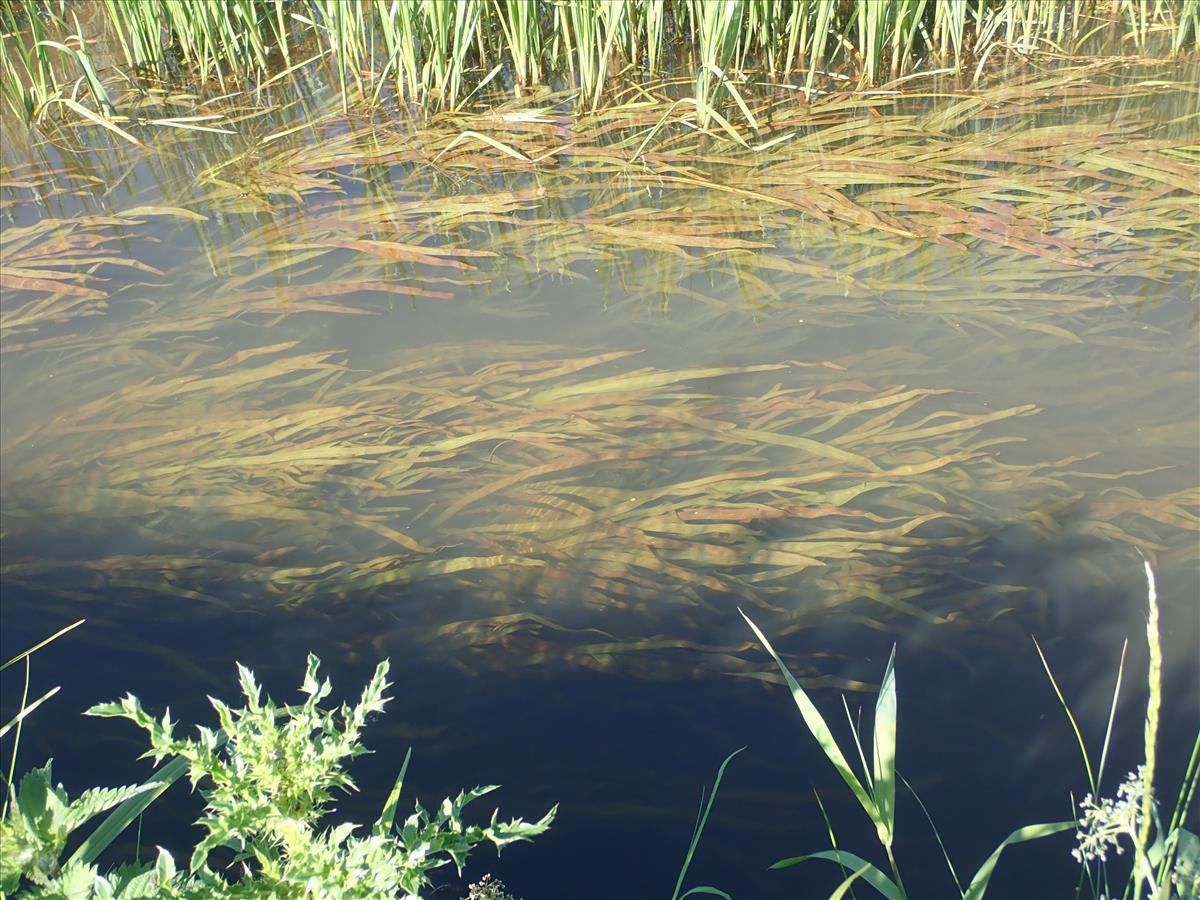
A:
<box><xmin>872</xmin><ymin>645</ymin><xmax>898</xmax><ymax>847</ymax></box>
<box><xmin>742</xmin><ymin>610</ymin><xmax>883</xmax><ymax>835</ymax></box>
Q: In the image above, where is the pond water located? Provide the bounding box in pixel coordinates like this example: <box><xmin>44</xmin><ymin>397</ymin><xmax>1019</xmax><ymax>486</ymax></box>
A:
<box><xmin>2</xmin><ymin>62</ymin><xmax>1197</xmax><ymax>898</ymax></box>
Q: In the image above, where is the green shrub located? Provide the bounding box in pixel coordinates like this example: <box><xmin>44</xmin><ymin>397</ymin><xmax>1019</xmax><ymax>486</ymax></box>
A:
<box><xmin>0</xmin><ymin>655</ymin><xmax>555</xmax><ymax>898</ymax></box>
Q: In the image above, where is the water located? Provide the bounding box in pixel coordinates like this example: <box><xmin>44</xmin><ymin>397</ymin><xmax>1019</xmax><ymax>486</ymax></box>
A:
<box><xmin>2</xmin><ymin>65</ymin><xmax>1197</xmax><ymax>898</ymax></box>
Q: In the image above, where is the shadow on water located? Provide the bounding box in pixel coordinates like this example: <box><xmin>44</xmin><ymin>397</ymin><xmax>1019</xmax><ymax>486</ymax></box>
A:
<box><xmin>2</xmin><ymin>498</ymin><xmax>1195</xmax><ymax>899</ymax></box>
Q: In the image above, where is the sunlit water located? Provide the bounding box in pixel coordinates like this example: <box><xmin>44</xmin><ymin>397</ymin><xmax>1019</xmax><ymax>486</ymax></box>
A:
<box><xmin>2</xmin><ymin>66</ymin><xmax>1197</xmax><ymax>898</ymax></box>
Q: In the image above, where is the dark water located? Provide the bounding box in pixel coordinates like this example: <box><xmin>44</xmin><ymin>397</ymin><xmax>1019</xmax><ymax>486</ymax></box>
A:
<box><xmin>2</xmin><ymin>69</ymin><xmax>1198</xmax><ymax>899</ymax></box>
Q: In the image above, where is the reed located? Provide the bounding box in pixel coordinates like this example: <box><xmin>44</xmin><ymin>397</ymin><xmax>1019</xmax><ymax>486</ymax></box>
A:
<box><xmin>0</xmin><ymin>3</ymin><xmax>116</xmax><ymax>118</ymax></box>
<box><xmin>494</xmin><ymin>0</ymin><xmax>543</xmax><ymax>89</ymax></box>
<box><xmin>555</xmin><ymin>0</ymin><xmax>626</xmax><ymax>110</ymax></box>
<box><xmin>2</xmin><ymin>0</ymin><xmax>1197</xmax><ymax>122</ymax></box>
<box><xmin>689</xmin><ymin>0</ymin><xmax>744</xmax><ymax>129</ymax></box>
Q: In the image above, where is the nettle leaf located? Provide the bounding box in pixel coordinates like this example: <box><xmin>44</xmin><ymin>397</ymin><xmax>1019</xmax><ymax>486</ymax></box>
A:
<box><xmin>104</xmin><ymin>849</ymin><xmax>181</xmax><ymax>898</ymax></box>
<box><xmin>6</xmin><ymin>764</ymin><xmax>144</xmax><ymax>888</ymax></box>
<box><xmin>16</xmin><ymin>763</ymin><xmax>58</xmax><ymax>837</ymax></box>
<box><xmin>155</xmin><ymin>846</ymin><xmax>178</xmax><ymax>885</ymax></box>
<box><xmin>55</xmin><ymin>860</ymin><xmax>105</xmax><ymax>897</ymax></box>
<box><xmin>1</xmin><ymin>816</ymin><xmax>42</xmax><ymax>891</ymax></box>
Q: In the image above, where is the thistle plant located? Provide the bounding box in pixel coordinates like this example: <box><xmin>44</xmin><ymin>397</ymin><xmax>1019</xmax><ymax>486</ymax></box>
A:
<box><xmin>0</xmin><ymin>654</ymin><xmax>555</xmax><ymax>898</ymax></box>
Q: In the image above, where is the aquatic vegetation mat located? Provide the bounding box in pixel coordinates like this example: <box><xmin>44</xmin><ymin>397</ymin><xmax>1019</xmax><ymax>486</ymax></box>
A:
<box><xmin>2</xmin><ymin>323</ymin><xmax>1194</xmax><ymax>683</ymax></box>
<box><xmin>1</xmin><ymin>67</ymin><xmax>1197</xmax><ymax>686</ymax></box>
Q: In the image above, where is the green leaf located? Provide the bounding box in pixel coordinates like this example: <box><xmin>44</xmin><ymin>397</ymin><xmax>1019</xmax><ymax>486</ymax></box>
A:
<box><xmin>64</xmin><ymin>783</ymin><xmax>159</xmax><ymax>833</ymax></box>
<box><xmin>69</xmin><ymin>756</ymin><xmax>191</xmax><ymax>868</ymax></box>
<box><xmin>236</xmin><ymin>662</ymin><xmax>262</xmax><ymax>712</ymax></box>
<box><xmin>0</xmin><ymin>686</ymin><xmax>60</xmax><ymax>740</ymax></box>
<box><xmin>872</xmin><ymin>645</ymin><xmax>898</xmax><ymax>847</ymax></box>
<box><xmin>154</xmin><ymin>846</ymin><xmax>177</xmax><ymax>885</ymax></box>
<box><xmin>1170</xmin><ymin>828</ymin><xmax>1199</xmax><ymax>898</ymax></box>
<box><xmin>375</xmin><ymin>747</ymin><xmax>412</xmax><ymax>836</ymax></box>
<box><xmin>773</xmin><ymin>850</ymin><xmax>903</xmax><ymax>900</ymax></box>
<box><xmin>57</xmin><ymin>860</ymin><xmax>103</xmax><ymax>898</ymax></box>
<box><xmin>672</xmin><ymin>747</ymin><xmax>744</xmax><ymax>900</ymax></box>
<box><xmin>680</xmin><ymin>888</ymin><xmax>734</xmax><ymax>899</ymax></box>
<box><xmin>301</xmin><ymin>653</ymin><xmax>322</xmax><ymax>696</ymax></box>
<box><xmin>17</xmin><ymin>763</ymin><xmax>56</xmax><ymax>837</ymax></box>
<box><xmin>829</xmin><ymin>865</ymin><xmax>874</xmax><ymax>900</ymax></box>
<box><xmin>741</xmin><ymin>610</ymin><xmax>883</xmax><ymax>836</ymax></box>
<box><xmin>961</xmin><ymin>822</ymin><xmax>1075</xmax><ymax>900</ymax></box>
<box><xmin>0</xmin><ymin>620</ymin><xmax>84</xmax><ymax>672</ymax></box>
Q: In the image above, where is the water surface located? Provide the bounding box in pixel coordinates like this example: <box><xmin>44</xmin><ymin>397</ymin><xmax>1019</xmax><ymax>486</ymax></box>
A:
<box><xmin>2</xmin><ymin>64</ymin><xmax>1197</xmax><ymax>898</ymax></box>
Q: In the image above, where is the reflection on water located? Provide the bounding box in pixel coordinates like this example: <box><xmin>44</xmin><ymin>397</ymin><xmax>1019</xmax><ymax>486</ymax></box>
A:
<box><xmin>2</xmin><ymin>61</ymin><xmax>1197</xmax><ymax>898</ymax></box>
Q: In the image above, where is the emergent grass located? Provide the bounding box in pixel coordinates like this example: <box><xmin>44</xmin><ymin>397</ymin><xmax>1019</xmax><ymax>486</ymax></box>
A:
<box><xmin>2</xmin><ymin>0</ymin><xmax>1197</xmax><ymax>125</ymax></box>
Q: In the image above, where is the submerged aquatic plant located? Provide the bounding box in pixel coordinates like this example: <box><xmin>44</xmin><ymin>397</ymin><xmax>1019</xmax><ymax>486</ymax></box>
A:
<box><xmin>1</xmin><ymin>64</ymin><xmax>1196</xmax><ymax>686</ymax></box>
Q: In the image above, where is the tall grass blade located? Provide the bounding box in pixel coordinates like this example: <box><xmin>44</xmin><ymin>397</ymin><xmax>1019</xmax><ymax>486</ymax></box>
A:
<box><xmin>0</xmin><ymin>686</ymin><xmax>60</xmax><ymax>741</ymax></box>
<box><xmin>961</xmin><ymin>822</ymin><xmax>1076</xmax><ymax>900</ymax></box>
<box><xmin>1096</xmin><ymin>639</ymin><xmax>1129</xmax><ymax>794</ymax></box>
<box><xmin>69</xmin><ymin>753</ymin><xmax>198</xmax><ymax>866</ymax></box>
<box><xmin>1033</xmin><ymin>636</ymin><xmax>1096</xmax><ymax>794</ymax></box>
<box><xmin>898</xmin><ymin>772</ymin><xmax>962</xmax><ymax>895</ymax></box>
<box><xmin>1</xmin><ymin>620</ymin><xmax>85</xmax><ymax>672</ymax></box>
<box><xmin>740</xmin><ymin>609</ymin><xmax>884</xmax><ymax>838</ymax></box>
<box><xmin>772</xmin><ymin>850</ymin><xmax>902</xmax><ymax>900</ymax></box>
<box><xmin>1138</xmin><ymin>557</ymin><xmax>1162</xmax><ymax>857</ymax></box>
<box><xmin>1157</xmin><ymin>730</ymin><xmax>1200</xmax><ymax>887</ymax></box>
<box><xmin>374</xmin><ymin>746</ymin><xmax>413</xmax><ymax>835</ymax></box>
<box><xmin>671</xmin><ymin>747</ymin><xmax>745</xmax><ymax>900</ymax></box>
<box><xmin>830</xmin><ymin>865</ymin><xmax>873</xmax><ymax>900</ymax></box>
<box><xmin>872</xmin><ymin>645</ymin><xmax>897</xmax><ymax>847</ymax></box>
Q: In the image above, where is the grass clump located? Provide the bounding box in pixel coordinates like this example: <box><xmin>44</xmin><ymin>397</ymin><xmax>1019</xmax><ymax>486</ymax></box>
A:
<box><xmin>729</xmin><ymin>557</ymin><xmax>1199</xmax><ymax>899</ymax></box>
<box><xmin>0</xmin><ymin>651</ymin><xmax>554</xmax><ymax>898</ymax></box>
<box><xmin>1046</xmin><ymin>561</ymin><xmax>1200</xmax><ymax>900</ymax></box>
<box><xmin>740</xmin><ymin>608</ymin><xmax>1074</xmax><ymax>899</ymax></box>
<box><xmin>2</xmin><ymin>0</ymin><xmax>1198</xmax><ymax>124</ymax></box>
